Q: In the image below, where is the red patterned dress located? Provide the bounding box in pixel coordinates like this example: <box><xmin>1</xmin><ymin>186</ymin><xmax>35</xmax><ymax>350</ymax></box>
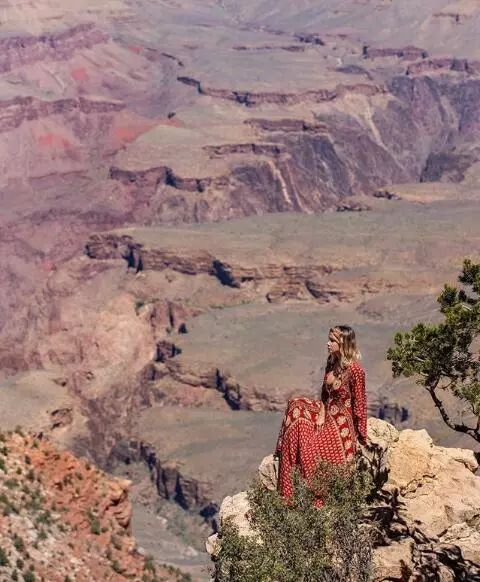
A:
<box><xmin>275</xmin><ymin>362</ymin><xmax>367</xmax><ymax>503</ymax></box>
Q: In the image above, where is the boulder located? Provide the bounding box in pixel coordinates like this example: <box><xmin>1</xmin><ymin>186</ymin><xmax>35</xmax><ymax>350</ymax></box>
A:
<box><xmin>219</xmin><ymin>491</ymin><xmax>254</xmax><ymax>537</ymax></box>
<box><xmin>258</xmin><ymin>453</ymin><xmax>278</xmax><ymax>491</ymax></box>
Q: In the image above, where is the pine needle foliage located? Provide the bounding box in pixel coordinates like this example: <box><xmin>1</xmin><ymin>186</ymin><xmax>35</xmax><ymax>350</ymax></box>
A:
<box><xmin>387</xmin><ymin>259</ymin><xmax>480</xmax><ymax>442</ymax></box>
<box><xmin>213</xmin><ymin>462</ymin><xmax>374</xmax><ymax>582</ymax></box>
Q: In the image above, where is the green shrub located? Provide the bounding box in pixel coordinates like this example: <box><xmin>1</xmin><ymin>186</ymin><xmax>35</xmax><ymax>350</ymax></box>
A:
<box><xmin>13</xmin><ymin>534</ymin><xmax>25</xmax><ymax>553</ymax></box>
<box><xmin>143</xmin><ymin>555</ymin><xmax>156</xmax><ymax>573</ymax></box>
<box><xmin>0</xmin><ymin>545</ymin><xmax>9</xmax><ymax>566</ymax></box>
<box><xmin>36</xmin><ymin>510</ymin><xmax>52</xmax><ymax>526</ymax></box>
<box><xmin>1</xmin><ymin>491</ymin><xmax>19</xmax><ymax>516</ymax></box>
<box><xmin>213</xmin><ymin>462</ymin><xmax>374</xmax><ymax>582</ymax></box>
<box><xmin>22</xmin><ymin>571</ymin><xmax>35</xmax><ymax>582</ymax></box>
<box><xmin>86</xmin><ymin>509</ymin><xmax>101</xmax><ymax>535</ymax></box>
<box><xmin>166</xmin><ymin>565</ymin><xmax>192</xmax><ymax>582</ymax></box>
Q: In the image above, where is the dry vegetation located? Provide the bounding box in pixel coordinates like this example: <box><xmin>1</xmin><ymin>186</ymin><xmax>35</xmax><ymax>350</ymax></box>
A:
<box><xmin>0</xmin><ymin>427</ymin><xmax>189</xmax><ymax>582</ymax></box>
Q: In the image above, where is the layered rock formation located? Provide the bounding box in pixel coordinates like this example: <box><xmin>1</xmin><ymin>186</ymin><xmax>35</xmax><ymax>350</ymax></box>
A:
<box><xmin>0</xmin><ymin>429</ymin><xmax>186</xmax><ymax>581</ymax></box>
<box><xmin>0</xmin><ymin>24</ymin><xmax>107</xmax><ymax>73</ymax></box>
<box><xmin>2</xmin><ymin>0</ymin><xmax>480</xmax><ymax>576</ymax></box>
<box><xmin>207</xmin><ymin>419</ymin><xmax>480</xmax><ymax>581</ymax></box>
<box><xmin>2</xmin><ymin>0</ymin><xmax>480</xmax><ymax>359</ymax></box>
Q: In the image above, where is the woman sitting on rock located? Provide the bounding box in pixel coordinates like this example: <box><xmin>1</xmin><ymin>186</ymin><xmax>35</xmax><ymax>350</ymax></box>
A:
<box><xmin>275</xmin><ymin>325</ymin><xmax>367</xmax><ymax>505</ymax></box>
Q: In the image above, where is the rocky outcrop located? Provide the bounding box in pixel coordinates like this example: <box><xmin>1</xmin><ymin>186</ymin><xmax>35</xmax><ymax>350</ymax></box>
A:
<box><xmin>178</xmin><ymin>75</ymin><xmax>385</xmax><ymax>106</ymax></box>
<box><xmin>85</xmin><ymin>231</ymin><xmax>335</xmax><ymax>298</ymax></box>
<box><xmin>204</xmin><ymin>143</ymin><xmax>285</xmax><ymax>157</ymax></box>
<box><xmin>159</xmin><ymin>359</ymin><xmax>278</xmax><ymax>411</ymax></box>
<box><xmin>0</xmin><ymin>23</ymin><xmax>107</xmax><ymax>73</ymax></box>
<box><xmin>0</xmin><ymin>96</ymin><xmax>124</xmax><ymax>133</ymax></box>
<box><xmin>178</xmin><ymin>75</ymin><xmax>337</xmax><ymax>105</ymax></box>
<box><xmin>233</xmin><ymin>44</ymin><xmax>306</xmax><ymax>52</ymax></box>
<box><xmin>363</xmin><ymin>45</ymin><xmax>428</xmax><ymax>60</ymax></box>
<box><xmin>110</xmin><ymin>439</ymin><xmax>215</xmax><ymax>516</ymax></box>
<box><xmin>207</xmin><ymin>419</ymin><xmax>480</xmax><ymax>580</ymax></box>
<box><xmin>245</xmin><ymin>118</ymin><xmax>328</xmax><ymax>133</ymax></box>
<box><xmin>0</xmin><ymin>430</ymin><xmax>182</xmax><ymax>581</ymax></box>
<box><xmin>374</xmin><ymin>189</ymin><xmax>402</xmax><ymax>201</ymax></box>
<box><xmin>407</xmin><ymin>58</ymin><xmax>480</xmax><ymax>76</ymax></box>
<box><xmin>109</xmin><ymin>165</ymin><xmax>215</xmax><ymax>193</ymax></box>
<box><xmin>85</xmin><ymin>232</ymin><xmax>214</xmax><ymax>274</ymax></box>
<box><xmin>294</xmin><ymin>32</ymin><xmax>325</xmax><ymax>46</ymax></box>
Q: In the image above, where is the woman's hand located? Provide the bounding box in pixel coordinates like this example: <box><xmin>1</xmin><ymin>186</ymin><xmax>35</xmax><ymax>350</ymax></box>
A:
<box><xmin>315</xmin><ymin>402</ymin><xmax>326</xmax><ymax>429</ymax></box>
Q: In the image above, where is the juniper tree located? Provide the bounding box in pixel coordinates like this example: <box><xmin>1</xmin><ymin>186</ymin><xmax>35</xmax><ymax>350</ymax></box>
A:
<box><xmin>387</xmin><ymin>259</ymin><xmax>480</xmax><ymax>443</ymax></box>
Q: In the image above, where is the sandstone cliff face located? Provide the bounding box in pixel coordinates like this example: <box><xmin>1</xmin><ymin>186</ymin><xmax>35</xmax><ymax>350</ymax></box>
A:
<box><xmin>3</xmin><ymin>1</ymin><xmax>480</xmax><ymax>379</ymax></box>
<box><xmin>207</xmin><ymin>419</ymin><xmax>480</xmax><ymax>581</ymax></box>
<box><xmin>0</xmin><ymin>96</ymin><xmax>124</xmax><ymax>134</ymax></box>
<box><xmin>85</xmin><ymin>231</ymin><xmax>335</xmax><ymax>300</ymax></box>
<box><xmin>0</xmin><ymin>430</ymin><xmax>184</xmax><ymax>581</ymax></box>
<box><xmin>218</xmin><ymin>79</ymin><xmax>470</xmax><ymax>217</ymax></box>
<box><xmin>0</xmin><ymin>24</ymin><xmax>107</xmax><ymax>73</ymax></box>
<box><xmin>1</xmin><ymin>253</ymin><xmax>195</xmax><ymax>468</ymax></box>
<box><xmin>112</xmin><ymin>439</ymin><xmax>214</xmax><ymax>515</ymax></box>
<box><xmin>108</xmin><ymin>71</ymin><xmax>480</xmax><ymax>224</ymax></box>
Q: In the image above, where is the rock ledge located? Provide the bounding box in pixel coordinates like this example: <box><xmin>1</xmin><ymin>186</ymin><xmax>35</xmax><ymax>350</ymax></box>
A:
<box><xmin>207</xmin><ymin>419</ymin><xmax>480</xmax><ymax>581</ymax></box>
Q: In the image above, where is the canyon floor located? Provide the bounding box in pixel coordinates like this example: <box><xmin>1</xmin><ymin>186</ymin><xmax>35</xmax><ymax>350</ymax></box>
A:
<box><xmin>1</xmin><ymin>0</ymin><xmax>480</xmax><ymax>579</ymax></box>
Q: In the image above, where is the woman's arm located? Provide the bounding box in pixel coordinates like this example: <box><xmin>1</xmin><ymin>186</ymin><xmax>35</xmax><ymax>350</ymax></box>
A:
<box><xmin>351</xmin><ymin>364</ymin><xmax>367</xmax><ymax>445</ymax></box>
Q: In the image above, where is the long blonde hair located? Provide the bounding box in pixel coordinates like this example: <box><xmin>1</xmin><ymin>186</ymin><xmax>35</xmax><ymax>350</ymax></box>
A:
<box><xmin>327</xmin><ymin>325</ymin><xmax>361</xmax><ymax>371</ymax></box>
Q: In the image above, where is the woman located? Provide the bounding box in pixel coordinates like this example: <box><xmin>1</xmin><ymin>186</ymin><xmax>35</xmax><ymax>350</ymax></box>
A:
<box><xmin>275</xmin><ymin>325</ymin><xmax>367</xmax><ymax>504</ymax></box>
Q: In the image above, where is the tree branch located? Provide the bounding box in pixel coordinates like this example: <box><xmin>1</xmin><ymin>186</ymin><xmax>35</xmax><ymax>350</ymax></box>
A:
<box><xmin>426</xmin><ymin>385</ymin><xmax>480</xmax><ymax>442</ymax></box>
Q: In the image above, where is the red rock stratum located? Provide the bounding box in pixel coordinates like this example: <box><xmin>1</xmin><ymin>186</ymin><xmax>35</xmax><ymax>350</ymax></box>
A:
<box><xmin>0</xmin><ymin>428</ymin><xmax>188</xmax><ymax>581</ymax></box>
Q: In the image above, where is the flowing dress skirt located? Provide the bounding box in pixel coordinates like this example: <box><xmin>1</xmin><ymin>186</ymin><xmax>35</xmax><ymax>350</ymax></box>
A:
<box><xmin>275</xmin><ymin>363</ymin><xmax>367</xmax><ymax>504</ymax></box>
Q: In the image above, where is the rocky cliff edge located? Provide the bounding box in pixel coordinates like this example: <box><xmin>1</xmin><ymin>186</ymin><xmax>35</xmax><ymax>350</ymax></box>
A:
<box><xmin>207</xmin><ymin>419</ymin><xmax>480</xmax><ymax>581</ymax></box>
